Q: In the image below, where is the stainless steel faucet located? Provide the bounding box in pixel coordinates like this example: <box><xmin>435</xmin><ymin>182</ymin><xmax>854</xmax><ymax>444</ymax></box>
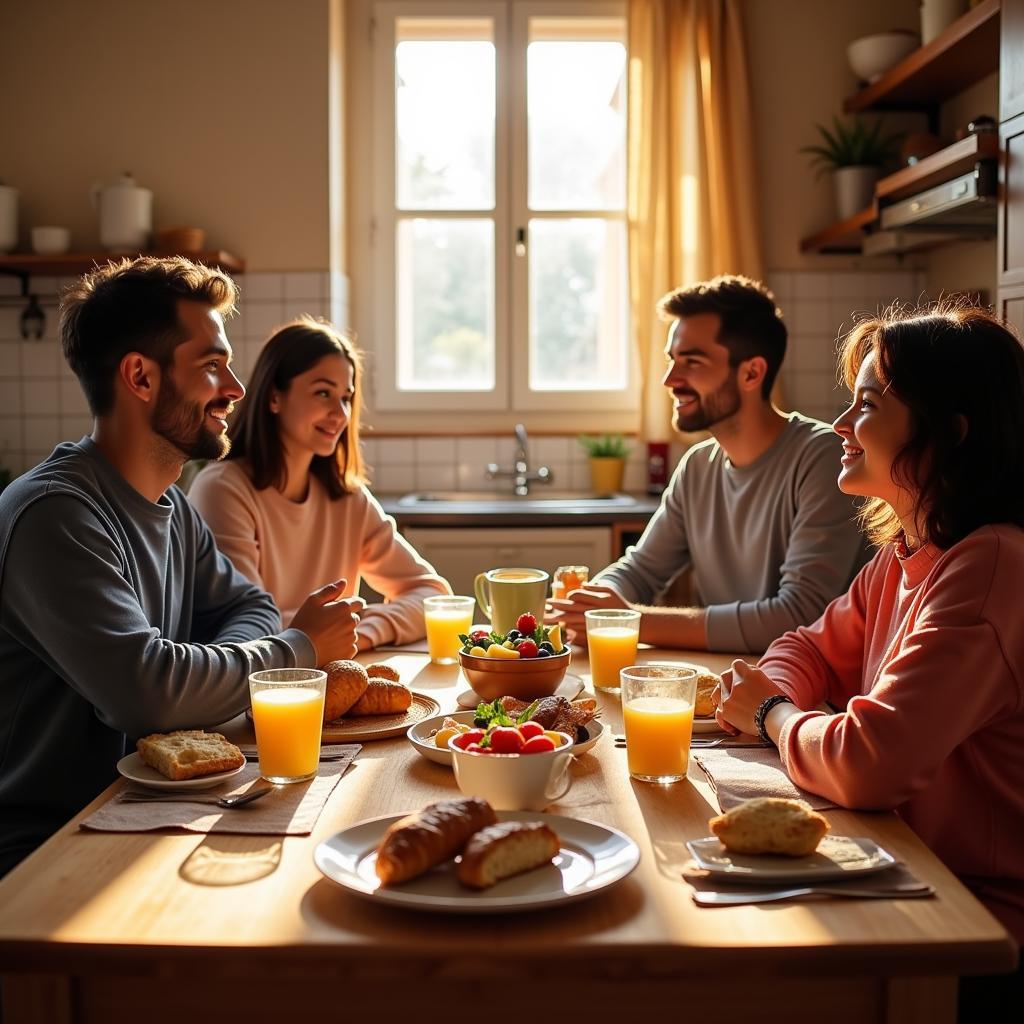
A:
<box><xmin>486</xmin><ymin>423</ymin><xmax>552</xmax><ymax>496</ymax></box>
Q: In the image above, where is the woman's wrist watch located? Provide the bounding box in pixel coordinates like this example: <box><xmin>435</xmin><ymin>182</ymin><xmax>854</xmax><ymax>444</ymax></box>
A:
<box><xmin>753</xmin><ymin>694</ymin><xmax>794</xmax><ymax>746</ymax></box>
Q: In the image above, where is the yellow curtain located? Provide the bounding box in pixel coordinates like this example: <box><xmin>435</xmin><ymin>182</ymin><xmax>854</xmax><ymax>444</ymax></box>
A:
<box><xmin>627</xmin><ymin>0</ymin><xmax>764</xmax><ymax>440</ymax></box>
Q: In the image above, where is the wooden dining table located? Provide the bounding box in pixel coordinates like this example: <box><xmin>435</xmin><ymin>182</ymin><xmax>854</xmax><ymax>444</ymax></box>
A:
<box><xmin>0</xmin><ymin>646</ymin><xmax>1015</xmax><ymax>1024</ymax></box>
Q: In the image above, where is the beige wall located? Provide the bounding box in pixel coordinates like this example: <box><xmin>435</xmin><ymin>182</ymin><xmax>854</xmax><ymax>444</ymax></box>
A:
<box><xmin>0</xmin><ymin>0</ymin><xmax>331</xmax><ymax>271</ymax></box>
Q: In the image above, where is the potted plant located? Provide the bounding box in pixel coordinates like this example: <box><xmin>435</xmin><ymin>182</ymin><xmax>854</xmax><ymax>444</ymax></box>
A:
<box><xmin>579</xmin><ymin>434</ymin><xmax>631</xmax><ymax>494</ymax></box>
<box><xmin>801</xmin><ymin>116</ymin><xmax>903</xmax><ymax>220</ymax></box>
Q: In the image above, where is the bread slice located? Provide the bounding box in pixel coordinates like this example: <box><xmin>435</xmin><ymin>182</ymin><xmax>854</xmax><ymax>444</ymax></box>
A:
<box><xmin>709</xmin><ymin>797</ymin><xmax>829</xmax><ymax>857</ymax></box>
<box><xmin>136</xmin><ymin>730</ymin><xmax>245</xmax><ymax>781</ymax></box>
<box><xmin>457</xmin><ymin>820</ymin><xmax>561</xmax><ymax>888</ymax></box>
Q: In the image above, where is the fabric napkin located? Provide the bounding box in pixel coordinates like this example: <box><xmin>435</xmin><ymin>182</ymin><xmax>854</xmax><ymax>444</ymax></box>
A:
<box><xmin>693</xmin><ymin>746</ymin><xmax>837</xmax><ymax>811</ymax></box>
<box><xmin>683</xmin><ymin>862</ymin><xmax>930</xmax><ymax>898</ymax></box>
<box><xmin>81</xmin><ymin>744</ymin><xmax>360</xmax><ymax>836</ymax></box>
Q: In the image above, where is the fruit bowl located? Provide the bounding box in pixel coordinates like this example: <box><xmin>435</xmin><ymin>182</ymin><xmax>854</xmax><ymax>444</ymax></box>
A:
<box><xmin>458</xmin><ymin>648</ymin><xmax>572</xmax><ymax>702</ymax></box>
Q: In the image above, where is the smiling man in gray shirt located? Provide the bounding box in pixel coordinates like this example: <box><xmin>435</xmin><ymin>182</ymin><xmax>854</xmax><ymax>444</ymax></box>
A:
<box><xmin>551</xmin><ymin>275</ymin><xmax>869</xmax><ymax>654</ymax></box>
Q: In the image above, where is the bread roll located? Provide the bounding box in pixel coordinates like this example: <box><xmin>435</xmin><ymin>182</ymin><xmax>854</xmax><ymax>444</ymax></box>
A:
<box><xmin>457</xmin><ymin>820</ymin><xmax>560</xmax><ymax>889</ymax></box>
<box><xmin>367</xmin><ymin>663</ymin><xmax>401</xmax><ymax>683</ymax></box>
<box><xmin>136</xmin><ymin>730</ymin><xmax>244</xmax><ymax>781</ymax></box>
<box><xmin>709</xmin><ymin>797</ymin><xmax>829</xmax><ymax>857</ymax></box>
<box><xmin>694</xmin><ymin>669</ymin><xmax>721</xmax><ymax>718</ymax></box>
<box><xmin>323</xmin><ymin>660</ymin><xmax>369</xmax><ymax>722</ymax></box>
<box><xmin>348</xmin><ymin>679</ymin><xmax>412</xmax><ymax>716</ymax></box>
<box><xmin>375</xmin><ymin>797</ymin><xmax>498</xmax><ymax>884</ymax></box>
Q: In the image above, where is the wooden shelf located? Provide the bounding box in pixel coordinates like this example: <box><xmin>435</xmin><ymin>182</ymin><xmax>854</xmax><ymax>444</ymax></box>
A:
<box><xmin>799</xmin><ymin>203</ymin><xmax>877</xmax><ymax>254</ymax></box>
<box><xmin>0</xmin><ymin>250</ymin><xmax>245</xmax><ymax>278</ymax></box>
<box><xmin>844</xmin><ymin>0</ymin><xmax>1000</xmax><ymax>113</ymax></box>
<box><xmin>876</xmin><ymin>133</ymin><xmax>998</xmax><ymax>201</ymax></box>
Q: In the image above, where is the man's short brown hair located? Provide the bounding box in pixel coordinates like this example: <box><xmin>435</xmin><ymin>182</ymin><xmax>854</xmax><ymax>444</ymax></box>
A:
<box><xmin>60</xmin><ymin>256</ymin><xmax>238</xmax><ymax>415</ymax></box>
<box><xmin>658</xmin><ymin>275</ymin><xmax>786</xmax><ymax>398</ymax></box>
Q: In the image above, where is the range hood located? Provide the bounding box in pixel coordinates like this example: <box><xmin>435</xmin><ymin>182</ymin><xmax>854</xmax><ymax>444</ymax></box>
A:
<box><xmin>879</xmin><ymin>162</ymin><xmax>997</xmax><ymax>231</ymax></box>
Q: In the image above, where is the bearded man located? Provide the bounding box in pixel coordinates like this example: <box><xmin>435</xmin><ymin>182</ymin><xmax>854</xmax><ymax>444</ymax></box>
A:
<box><xmin>0</xmin><ymin>257</ymin><xmax>364</xmax><ymax>877</ymax></box>
<box><xmin>550</xmin><ymin>274</ymin><xmax>869</xmax><ymax>654</ymax></box>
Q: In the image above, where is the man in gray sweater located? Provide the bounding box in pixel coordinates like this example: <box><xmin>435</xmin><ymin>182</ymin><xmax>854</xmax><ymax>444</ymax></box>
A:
<box><xmin>551</xmin><ymin>275</ymin><xmax>869</xmax><ymax>654</ymax></box>
<box><xmin>0</xmin><ymin>257</ymin><xmax>363</xmax><ymax>877</ymax></box>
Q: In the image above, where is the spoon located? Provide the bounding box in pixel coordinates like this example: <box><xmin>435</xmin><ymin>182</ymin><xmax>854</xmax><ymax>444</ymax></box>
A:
<box><xmin>119</xmin><ymin>783</ymin><xmax>277</xmax><ymax>808</ymax></box>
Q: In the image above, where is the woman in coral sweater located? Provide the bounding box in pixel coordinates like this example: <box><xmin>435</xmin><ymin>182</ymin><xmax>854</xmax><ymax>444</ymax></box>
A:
<box><xmin>189</xmin><ymin>318</ymin><xmax>450</xmax><ymax>650</ymax></box>
<box><xmin>718</xmin><ymin>306</ymin><xmax>1024</xmax><ymax>992</ymax></box>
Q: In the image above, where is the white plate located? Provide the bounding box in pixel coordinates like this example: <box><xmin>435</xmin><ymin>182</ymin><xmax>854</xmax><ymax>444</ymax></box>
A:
<box><xmin>116</xmin><ymin>751</ymin><xmax>246</xmax><ymax>791</ymax></box>
<box><xmin>457</xmin><ymin>671</ymin><xmax>585</xmax><ymax>709</ymax></box>
<box><xmin>314</xmin><ymin>809</ymin><xmax>640</xmax><ymax>913</ymax></box>
<box><xmin>686</xmin><ymin>835</ymin><xmax>896</xmax><ymax>882</ymax></box>
<box><xmin>408</xmin><ymin>711</ymin><xmax>605</xmax><ymax>766</ymax></box>
<box><xmin>693</xmin><ymin>716</ymin><xmax>724</xmax><ymax>734</ymax></box>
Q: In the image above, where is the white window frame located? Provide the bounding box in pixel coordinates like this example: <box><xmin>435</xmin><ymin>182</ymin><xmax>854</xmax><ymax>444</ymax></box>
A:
<box><xmin>353</xmin><ymin>0</ymin><xmax>635</xmax><ymax>419</ymax></box>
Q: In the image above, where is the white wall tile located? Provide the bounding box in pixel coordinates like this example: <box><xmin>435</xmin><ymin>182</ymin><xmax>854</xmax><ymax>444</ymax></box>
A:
<box><xmin>283</xmin><ymin>272</ymin><xmax>324</xmax><ymax>302</ymax></box>
<box><xmin>533</xmin><ymin>436</ymin><xmax>571</xmax><ymax>463</ymax></box>
<box><xmin>22</xmin><ymin>380</ymin><xmax>60</xmax><ymax>415</ymax></box>
<box><xmin>0</xmin><ymin>276</ymin><xmax>20</xmax><ymax>297</ymax></box>
<box><xmin>0</xmin><ymin>380</ymin><xmax>21</xmax><ymax>415</ymax></box>
<box><xmin>283</xmin><ymin>300</ymin><xmax>326</xmax><ymax>323</ymax></box>
<box><xmin>20</xmin><ymin>342</ymin><xmax>59</xmax><ymax>377</ymax></box>
<box><xmin>243</xmin><ymin>301</ymin><xmax>286</xmax><ymax>341</ymax></box>
<box><xmin>59</xmin><ymin>414</ymin><xmax>92</xmax><ymax>439</ymax></box>
<box><xmin>415</xmin><ymin>437</ymin><xmax>455</xmax><ymax>462</ymax></box>
<box><xmin>789</xmin><ymin>300</ymin><xmax>832</xmax><ymax>336</ymax></box>
<box><xmin>0</xmin><ymin>346</ymin><xmax>20</xmax><ymax>379</ymax></box>
<box><xmin>0</xmin><ymin>417</ymin><xmax>22</xmax><ymax>451</ymax></box>
<box><xmin>59</xmin><ymin>378</ymin><xmax>90</xmax><ymax>415</ymax></box>
<box><xmin>373</xmin><ymin>461</ymin><xmax>416</xmax><ymax>493</ymax></box>
<box><xmin>22</xmin><ymin>416</ymin><xmax>60</xmax><ymax>451</ymax></box>
<box><xmin>0</xmin><ymin>308</ymin><xmax>22</xmax><ymax>341</ymax></box>
<box><xmin>378</xmin><ymin>437</ymin><xmax>416</xmax><ymax>463</ymax></box>
<box><xmin>793</xmin><ymin>272</ymin><xmax>830</xmax><ymax>300</ymax></box>
<box><xmin>414</xmin><ymin>461</ymin><xmax>457</xmax><ymax>490</ymax></box>
<box><xmin>239</xmin><ymin>272</ymin><xmax>284</xmax><ymax>301</ymax></box>
<box><xmin>456</xmin><ymin>437</ymin><xmax>498</xmax><ymax>465</ymax></box>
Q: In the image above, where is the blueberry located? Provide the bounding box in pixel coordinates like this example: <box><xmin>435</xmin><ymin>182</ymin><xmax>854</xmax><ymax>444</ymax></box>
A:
<box><xmin>507</xmin><ymin>629</ymin><xmax>521</xmax><ymax>641</ymax></box>
<box><xmin>539</xmin><ymin>642</ymin><xmax>555</xmax><ymax>654</ymax></box>
<box><xmin>537</xmin><ymin>649</ymin><xmax>551</xmax><ymax>658</ymax></box>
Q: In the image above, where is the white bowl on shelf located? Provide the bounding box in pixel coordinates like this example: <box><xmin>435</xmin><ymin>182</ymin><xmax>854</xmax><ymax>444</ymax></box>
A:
<box><xmin>847</xmin><ymin>31</ymin><xmax>919</xmax><ymax>84</ymax></box>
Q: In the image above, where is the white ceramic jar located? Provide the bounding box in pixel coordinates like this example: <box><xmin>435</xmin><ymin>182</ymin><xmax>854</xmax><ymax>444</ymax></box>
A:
<box><xmin>0</xmin><ymin>184</ymin><xmax>18</xmax><ymax>253</ymax></box>
<box><xmin>92</xmin><ymin>173</ymin><xmax>152</xmax><ymax>252</ymax></box>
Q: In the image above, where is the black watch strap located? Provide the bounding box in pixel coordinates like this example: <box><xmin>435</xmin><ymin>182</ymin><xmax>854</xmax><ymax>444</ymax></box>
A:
<box><xmin>754</xmin><ymin>694</ymin><xmax>794</xmax><ymax>746</ymax></box>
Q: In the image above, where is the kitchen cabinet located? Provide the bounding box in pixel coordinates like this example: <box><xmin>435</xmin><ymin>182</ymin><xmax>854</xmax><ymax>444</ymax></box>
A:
<box><xmin>998</xmin><ymin>1</ymin><xmax>1024</xmax><ymax>319</ymax></box>
<box><xmin>403</xmin><ymin>525</ymin><xmax>614</xmax><ymax>615</ymax></box>
<box><xmin>800</xmin><ymin>0</ymin><xmax>1001</xmax><ymax>256</ymax></box>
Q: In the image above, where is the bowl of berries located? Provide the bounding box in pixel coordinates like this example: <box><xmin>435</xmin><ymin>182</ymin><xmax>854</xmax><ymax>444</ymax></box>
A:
<box><xmin>457</xmin><ymin>613</ymin><xmax>571</xmax><ymax>701</ymax></box>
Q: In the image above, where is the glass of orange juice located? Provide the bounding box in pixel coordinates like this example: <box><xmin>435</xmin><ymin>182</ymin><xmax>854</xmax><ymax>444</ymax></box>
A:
<box><xmin>552</xmin><ymin>565</ymin><xmax>589</xmax><ymax>600</ymax></box>
<box><xmin>249</xmin><ymin>668</ymin><xmax>327</xmax><ymax>784</ymax></box>
<box><xmin>424</xmin><ymin>595</ymin><xmax>476</xmax><ymax>665</ymax></box>
<box><xmin>585</xmin><ymin>608</ymin><xmax>641</xmax><ymax>692</ymax></box>
<box><xmin>620</xmin><ymin>664</ymin><xmax>698</xmax><ymax>783</ymax></box>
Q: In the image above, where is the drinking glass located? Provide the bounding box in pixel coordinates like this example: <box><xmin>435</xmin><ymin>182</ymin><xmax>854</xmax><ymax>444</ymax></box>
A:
<box><xmin>620</xmin><ymin>664</ymin><xmax>698</xmax><ymax>783</ymax></box>
<box><xmin>424</xmin><ymin>595</ymin><xmax>476</xmax><ymax>664</ymax></box>
<box><xmin>585</xmin><ymin>608</ymin><xmax>641</xmax><ymax>692</ymax></box>
<box><xmin>552</xmin><ymin>565</ymin><xmax>589</xmax><ymax>600</ymax></box>
<box><xmin>249</xmin><ymin>668</ymin><xmax>327</xmax><ymax>784</ymax></box>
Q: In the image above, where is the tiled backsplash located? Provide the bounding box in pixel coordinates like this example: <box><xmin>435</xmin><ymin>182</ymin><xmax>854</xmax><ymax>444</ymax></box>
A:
<box><xmin>1</xmin><ymin>266</ymin><xmax>929</xmax><ymax>482</ymax></box>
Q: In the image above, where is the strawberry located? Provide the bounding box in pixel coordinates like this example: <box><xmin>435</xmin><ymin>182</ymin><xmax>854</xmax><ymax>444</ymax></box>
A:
<box><xmin>516</xmin><ymin>612</ymin><xmax>538</xmax><ymax>634</ymax></box>
<box><xmin>516</xmin><ymin>639</ymin><xmax>539</xmax><ymax>659</ymax></box>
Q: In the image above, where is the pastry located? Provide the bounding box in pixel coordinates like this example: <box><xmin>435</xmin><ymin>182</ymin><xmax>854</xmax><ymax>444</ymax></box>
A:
<box><xmin>375</xmin><ymin>797</ymin><xmax>498</xmax><ymax>884</ymax></box>
<box><xmin>498</xmin><ymin>695</ymin><xmax>596</xmax><ymax>741</ymax></box>
<box><xmin>709</xmin><ymin>797</ymin><xmax>830</xmax><ymax>857</ymax></box>
<box><xmin>136</xmin><ymin>730</ymin><xmax>244</xmax><ymax>781</ymax></box>
<box><xmin>348</xmin><ymin>679</ymin><xmax>412</xmax><ymax>716</ymax></box>
<box><xmin>367</xmin><ymin>663</ymin><xmax>401</xmax><ymax>683</ymax></box>
<box><xmin>457</xmin><ymin>820</ymin><xmax>561</xmax><ymax>889</ymax></box>
<box><xmin>693</xmin><ymin>668</ymin><xmax>722</xmax><ymax>718</ymax></box>
<box><xmin>323</xmin><ymin>660</ymin><xmax>369</xmax><ymax>722</ymax></box>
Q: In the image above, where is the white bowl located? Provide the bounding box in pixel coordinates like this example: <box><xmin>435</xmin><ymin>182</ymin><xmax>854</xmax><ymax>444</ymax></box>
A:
<box><xmin>847</xmin><ymin>31</ymin><xmax>919</xmax><ymax>83</ymax></box>
<box><xmin>31</xmin><ymin>226</ymin><xmax>70</xmax><ymax>255</ymax></box>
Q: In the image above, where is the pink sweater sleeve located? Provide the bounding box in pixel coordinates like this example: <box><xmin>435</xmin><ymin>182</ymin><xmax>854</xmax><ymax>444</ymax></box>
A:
<box><xmin>772</xmin><ymin>545</ymin><xmax>1019</xmax><ymax>809</ymax></box>
<box><xmin>355</xmin><ymin>489</ymin><xmax>451</xmax><ymax>647</ymax></box>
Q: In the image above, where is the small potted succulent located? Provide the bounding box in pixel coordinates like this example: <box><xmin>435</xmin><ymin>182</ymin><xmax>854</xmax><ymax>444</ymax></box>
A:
<box><xmin>578</xmin><ymin>434</ymin><xmax>631</xmax><ymax>494</ymax></box>
<box><xmin>801</xmin><ymin>116</ymin><xmax>903</xmax><ymax>220</ymax></box>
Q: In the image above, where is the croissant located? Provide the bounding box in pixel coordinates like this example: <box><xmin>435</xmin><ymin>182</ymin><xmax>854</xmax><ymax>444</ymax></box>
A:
<box><xmin>375</xmin><ymin>797</ymin><xmax>498</xmax><ymax>884</ymax></box>
<box><xmin>323</xmin><ymin>660</ymin><xmax>369</xmax><ymax>722</ymax></box>
<box><xmin>348</xmin><ymin>679</ymin><xmax>412</xmax><ymax>716</ymax></box>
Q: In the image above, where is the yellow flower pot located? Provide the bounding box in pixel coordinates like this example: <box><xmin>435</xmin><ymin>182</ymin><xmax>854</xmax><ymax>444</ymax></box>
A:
<box><xmin>589</xmin><ymin>457</ymin><xmax>625</xmax><ymax>495</ymax></box>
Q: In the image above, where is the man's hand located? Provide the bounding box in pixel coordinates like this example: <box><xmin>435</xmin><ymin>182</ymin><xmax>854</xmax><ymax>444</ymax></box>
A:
<box><xmin>290</xmin><ymin>579</ymin><xmax>365</xmax><ymax>665</ymax></box>
<box><xmin>546</xmin><ymin>584</ymin><xmax>630</xmax><ymax>643</ymax></box>
<box><xmin>716</xmin><ymin>659</ymin><xmax>783</xmax><ymax>736</ymax></box>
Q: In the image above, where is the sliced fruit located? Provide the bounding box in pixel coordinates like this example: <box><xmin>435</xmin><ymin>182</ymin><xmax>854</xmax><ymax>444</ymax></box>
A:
<box><xmin>469</xmin><ymin>645</ymin><xmax>487</xmax><ymax>657</ymax></box>
<box><xmin>487</xmin><ymin>644</ymin><xmax>520</xmax><ymax>660</ymax></box>
<box><xmin>522</xmin><ymin>735</ymin><xmax>557</xmax><ymax>754</ymax></box>
<box><xmin>547</xmin><ymin>623</ymin><xmax>563</xmax><ymax>653</ymax></box>
<box><xmin>434</xmin><ymin>726</ymin><xmax>460</xmax><ymax>749</ymax></box>
<box><xmin>488</xmin><ymin>726</ymin><xmax>525</xmax><ymax>753</ymax></box>
<box><xmin>519</xmin><ymin>721</ymin><xmax>545</xmax><ymax>740</ymax></box>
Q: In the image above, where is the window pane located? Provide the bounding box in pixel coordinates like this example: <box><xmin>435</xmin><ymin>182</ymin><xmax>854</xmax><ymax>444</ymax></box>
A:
<box><xmin>397</xmin><ymin>219</ymin><xmax>495</xmax><ymax>390</ymax></box>
<box><xmin>528</xmin><ymin>39</ymin><xmax>626</xmax><ymax>211</ymax></box>
<box><xmin>396</xmin><ymin>33</ymin><xmax>495</xmax><ymax>210</ymax></box>
<box><xmin>529</xmin><ymin>218</ymin><xmax>628</xmax><ymax>390</ymax></box>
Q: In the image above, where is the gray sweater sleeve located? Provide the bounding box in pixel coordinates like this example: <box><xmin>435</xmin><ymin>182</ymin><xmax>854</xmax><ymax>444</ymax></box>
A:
<box><xmin>592</xmin><ymin>457</ymin><xmax>692</xmax><ymax>603</ymax></box>
<box><xmin>1</xmin><ymin>494</ymin><xmax>315</xmax><ymax>737</ymax></box>
<box><xmin>704</xmin><ymin>438</ymin><xmax>867</xmax><ymax>653</ymax></box>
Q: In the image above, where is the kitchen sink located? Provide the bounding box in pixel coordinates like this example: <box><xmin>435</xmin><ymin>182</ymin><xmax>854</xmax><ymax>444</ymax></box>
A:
<box><xmin>396</xmin><ymin>490</ymin><xmax>638</xmax><ymax>509</ymax></box>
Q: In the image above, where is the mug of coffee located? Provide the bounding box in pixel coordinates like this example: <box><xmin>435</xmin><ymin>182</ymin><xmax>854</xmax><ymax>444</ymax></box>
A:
<box><xmin>473</xmin><ymin>567</ymin><xmax>549</xmax><ymax>635</ymax></box>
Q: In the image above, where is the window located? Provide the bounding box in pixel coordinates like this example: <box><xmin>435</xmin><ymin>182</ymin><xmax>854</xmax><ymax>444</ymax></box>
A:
<box><xmin>357</xmin><ymin>0</ymin><xmax>632</xmax><ymax>416</ymax></box>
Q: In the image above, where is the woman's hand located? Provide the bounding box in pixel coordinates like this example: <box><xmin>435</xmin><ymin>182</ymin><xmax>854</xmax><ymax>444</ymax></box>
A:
<box><xmin>716</xmin><ymin>659</ymin><xmax>785</xmax><ymax>736</ymax></box>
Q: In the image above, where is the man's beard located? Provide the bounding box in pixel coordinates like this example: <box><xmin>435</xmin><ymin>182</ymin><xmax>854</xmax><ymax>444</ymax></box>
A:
<box><xmin>673</xmin><ymin>372</ymin><xmax>742</xmax><ymax>432</ymax></box>
<box><xmin>152</xmin><ymin>374</ymin><xmax>231</xmax><ymax>462</ymax></box>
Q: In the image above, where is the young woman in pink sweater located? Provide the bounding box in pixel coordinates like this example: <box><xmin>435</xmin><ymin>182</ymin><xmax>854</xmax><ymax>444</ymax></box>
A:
<box><xmin>189</xmin><ymin>318</ymin><xmax>450</xmax><ymax>650</ymax></box>
<box><xmin>718</xmin><ymin>307</ymin><xmax>1024</xmax><ymax>978</ymax></box>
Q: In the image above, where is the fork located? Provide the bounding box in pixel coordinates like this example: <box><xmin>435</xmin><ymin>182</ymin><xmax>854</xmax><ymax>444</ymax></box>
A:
<box><xmin>119</xmin><ymin>784</ymin><xmax>276</xmax><ymax>808</ymax></box>
<box><xmin>692</xmin><ymin>883</ymin><xmax>934</xmax><ymax>906</ymax></box>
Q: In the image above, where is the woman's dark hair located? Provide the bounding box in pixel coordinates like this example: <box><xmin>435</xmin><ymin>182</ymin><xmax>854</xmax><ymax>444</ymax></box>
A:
<box><xmin>60</xmin><ymin>256</ymin><xmax>237</xmax><ymax>415</ymax></box>
<box><xmin>657</xmin><ymin>275</ymin><xmax>787</xmax><ymax>398</ymax></box>
<box><xmin>839</xmin><ymin>303</ymin><xmax>1024</xmax><ymax>549</ymax></box>
<box><xmin>227</xmin><ymin>316</ymin><xmax>366</xmax><ymax>499</ymax></box>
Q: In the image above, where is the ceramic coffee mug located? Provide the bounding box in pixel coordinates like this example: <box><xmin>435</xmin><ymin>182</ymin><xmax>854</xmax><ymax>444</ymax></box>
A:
<box><xmin>473</xmin><ymin>567</ymin><xmax>549</xmax><ymax>635</ymax></box>
<box><xmin>449</xmin><ymin>734</ymin><xmax>574</xmax><ymax>811</ymax></box>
